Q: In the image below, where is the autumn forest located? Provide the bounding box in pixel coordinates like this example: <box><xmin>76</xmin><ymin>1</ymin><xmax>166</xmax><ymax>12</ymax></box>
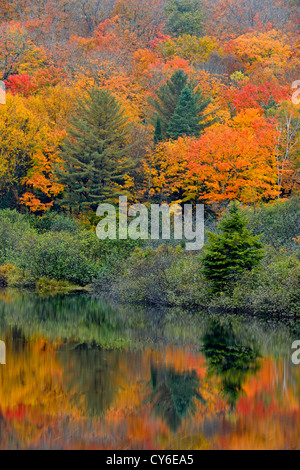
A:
<box><xmin>0</xmin><ymin>0</ymin><xmax>299</xmax><ymax>212</ymax></box>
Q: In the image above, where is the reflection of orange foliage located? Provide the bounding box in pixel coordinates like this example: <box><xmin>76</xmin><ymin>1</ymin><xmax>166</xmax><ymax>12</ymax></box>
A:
<box><xmin>0</xmin><ymin>340</ymin><xmax>299</xmax><ymax>450</ymax></box>
<box><xmin>0</xmin><ymin>338</ymin><xmax>83</xmax><ymax>448</ymax></box>
<box><xmin>217</xmin><ymin>358</ymin><xmax>300</xmax><ymax>450</ymax></box>
<box><xmin>164</xmin><ymin>347</ymin><xmax>207</xmax><ymax>378</ymax></box>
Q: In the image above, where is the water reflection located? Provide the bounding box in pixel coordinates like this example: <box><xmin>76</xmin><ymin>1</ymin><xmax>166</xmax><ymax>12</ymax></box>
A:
<box><xmin>0</xmin><ymin>291</ymin><xmax>299</xmax><ymax>450</ymax></box>
<box><xmin>150</xmin><ymin>364</ymin><xmax>205</xmax><ymax>432</ymax></box>
<box><xmin>58</xmin><ymin>349</ymin><xmax>127</xmax><ymax>417</ymax></box>
<box><xmin>202</xmin><ymin>319</ymin><xmax>260</xmax><ymax>408</ymax></box>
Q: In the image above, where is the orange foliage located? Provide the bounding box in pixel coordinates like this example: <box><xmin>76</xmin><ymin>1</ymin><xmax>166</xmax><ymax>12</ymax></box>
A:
<box><xmin>187</xmin><ymin>109</ymin><xmax>279</xmax><ymax>205</ymax></box>
<box><xmin>222</xmin><ymin>82</ymin><xmax>289</xmax><ymax>112</ymax></box>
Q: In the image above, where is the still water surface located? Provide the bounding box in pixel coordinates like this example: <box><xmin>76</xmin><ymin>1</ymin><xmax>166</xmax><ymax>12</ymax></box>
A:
<box><xmin>0</xmin><ymin>290</ymin><xmax>299</xmax><ymax>450</ymax></box>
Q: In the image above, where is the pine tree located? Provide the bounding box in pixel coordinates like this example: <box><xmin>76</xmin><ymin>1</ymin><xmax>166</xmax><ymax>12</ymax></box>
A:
<box><xmin>167</xmin><ymin>86</ymin><xmax>197</xmax><ymax>139</ymax></box>
<box><xmin>167</xmin><ymin>85</ymin><xmax>212</xmax><ymax>139</ymax></box>
<box><xmin>148</xmin><ymin>69</ymin><xmax>188</xmax><ymax>139</ymax></box>
<box><xmin>56</xmin><ymin>87</ymin><xmax>131</xmax><ymax>213</ymax></box>
<box><xmin>154</xmin><ymin>115</ymin><xmax>163</xmax><ymax>144</ymax></box>
<box><xmin>202</xmin><ymin>202</ymin><xmax>264</xmax><ymax>292</ymax></box>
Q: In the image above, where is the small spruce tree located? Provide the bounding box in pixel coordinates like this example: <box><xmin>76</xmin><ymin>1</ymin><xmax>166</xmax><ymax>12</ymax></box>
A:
<box><xmin>202</xmin><ymin>202</ymin><xmax>264</xmax><ymax>292</ymax></box>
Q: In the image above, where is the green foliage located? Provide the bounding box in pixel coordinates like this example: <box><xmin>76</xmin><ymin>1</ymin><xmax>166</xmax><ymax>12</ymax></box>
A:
<box><xmin>27</xmin><ymin>211</ymin><xmax>81</xmax><ymax>233</ymax></box>
<box><xmin>165</xmin><ymin>0</ymin><xmax>205</xmax><ymax>37</ymax></box>
<box><xmin>90</xmin><ymin>200</ymin><xmax>300</xmax><ymax>314</ymax></box>
<box><xmin>224</xmin><ymin>253</ymin><xmax>300</xmax><ymax>315</ymax></box>
<box><xmin>167</xmin><ymin>85</ymin><xmax>210</xmax><ymax>138</ymax></box>
<box><xmin>57</xmin><ymin>87</ymin><xmax>132</xmax><ymax>213</ymax></box>
<box><xmin>154</xmin><ymin>115</ymin><xmax>163</xmax><ymax>144</ymax></box>
<box><xmin>0</xmin><ymin>209</ymin><xmax>36</xmax><ymax>265</ymax></box>
<box><xmin>0</xmin><ymin>209</ymin><xmax>139</xmax><ymax>287</ymax></box>
<box><xmin>100</xmin><ymin>245</ymin><xmax>207</xmax><ymax>306</ymax></box>
<box><xmin>148</xmin><ymin>69</ymin><xmax>188</xmax><ymax>139</ymax></box>
<box><xmin>35</xmin><ymin>277</ymin><xmax>78</xmax><ymax>293</ymax></box>
<box><xmin>18</xmin><ymin>232</ymin><xmax>99</xmax><ymax>286</ymax></box>
<box><xmin>245</xmin><ymin>197</ymin><xmax>300</xmax><ymax>249</ymax></box>
<box><xmin>202</xmin><ymin>202</ymin><xmax>264</xmax><ymax>292</ymax></box>
<box><xmin>149</xmin><ymin>71</ymin><xmax>212</xmax><ymax>141</ymax></box>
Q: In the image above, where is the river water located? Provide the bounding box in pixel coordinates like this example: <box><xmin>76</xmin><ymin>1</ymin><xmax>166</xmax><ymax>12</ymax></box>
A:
<box><xmin>0</xmin><ymin>289</ymin><xmax>299</xmax><ymax>450</ymax></box>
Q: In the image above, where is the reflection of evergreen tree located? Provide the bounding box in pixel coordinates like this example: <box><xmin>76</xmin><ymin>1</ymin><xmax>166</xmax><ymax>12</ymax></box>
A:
<box><xmin>150</xmin><ymin>364</ymin><xmax>205</xmax><ymax>432</ymax></box>
<box><xmin>58</xmin><ymin>349</ymin><xmax>123</xmax><ymax>417</ymax></box>
<box><xmin>5</xmin><ymin>326</ymin><xmax>26</xmax><ymax>353</ymax></box>
<box><xmin>202</xmin><ymin>319</ymin><xmax>260</xmax><ymax>408</ymax></box>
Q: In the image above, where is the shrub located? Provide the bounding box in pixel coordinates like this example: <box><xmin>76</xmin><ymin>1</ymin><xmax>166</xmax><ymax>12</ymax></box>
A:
<box><xmin>0</xmin><ymin>209</ymin><xmax>36</xmax><ymax>265</ymax></box>
<box><xmin>233</xmin><ymin>254</ymin><xmax>300</xmax><ymax>315</ymax></box>
<box><xmin>102</xmin><ymin>245</ymin><xmax>207</xmax><ymax>306</ymax></box>
<box><xmin>245</xmin><ymin>197</ymin><xmax>300</xmax><ymax>249</ymax></box>
<box><xmin>19</xmin><ymin>232</ymin><xmax>100</xmax><ymax>286</ymax></box>
<box><xmin>28</xmin><ymin>211</ymin><xmax>80</xmax><ymax>233</ymax></box>
<box><xmin>208</xmin><ymin>251</ymin><xmax>300</xmax><ymax>315</ymax></box>
<box><xmin>0</xmin><ymin>264</ymin><xmax>25</xmax><ymax>287</ymax></box>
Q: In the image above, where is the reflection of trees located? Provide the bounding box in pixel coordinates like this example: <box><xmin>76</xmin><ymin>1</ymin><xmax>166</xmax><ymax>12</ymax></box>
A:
<box><xmin>202</xmin><ymin>319</ymin><xmax>260</xmax><ymax>408</ymax></box>
<box><xmin>58</xmin><ymin>349</ymin><xmax>125</xmax><ymax>417</ymax></box>
<box><xmin>150</xmin><ymin>364</ymin><xmax>205</xmax><ymax>432</ymax></box>
<box><xmin>0</xmin><ymin>292</ymin><xmax>130</xmax><ymax>348</ymax></box>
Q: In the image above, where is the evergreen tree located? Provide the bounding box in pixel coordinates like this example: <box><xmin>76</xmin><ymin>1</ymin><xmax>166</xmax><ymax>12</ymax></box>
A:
<box><xmin>148</xmin><ymin>69</ymin><xmax>188</xmax><ymax>139</ymax></box>
<box><xmin>261</xmin><ymin>96</ymin><xmax>279</xmax><ymax>115</ymax></box>
<box><xmin>167</xmin><ymin>85</ymin><xmax>210</xmax><ymax>139</ymax></box>
<box><xmin>154</xmin><ymin>115</ymin><xmax>163</xmax><ymax>144</ymax></box>
<box><xmin>56</xmin><ymin>87</ymin><xmax>131</xmax><ymax>213</ymax></box>
<box><xmin>202</xmin><ymin>202</ymin><xmax>264</xmax><ymax>292</ymax></box>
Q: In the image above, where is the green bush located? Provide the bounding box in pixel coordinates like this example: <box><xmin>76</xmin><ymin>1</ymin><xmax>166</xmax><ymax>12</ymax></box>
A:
<box><xmin>202</xmin><ymin>202</ymin><xmax>264</xmax><ymax>293</ymax></box>
<box><xmin>101</xmin><ymin>245</ymin><xmax>208</xmax><ymax>306</ymax></box>
<box><xmin>19</xmin><ymin>232</ymin><xmax>100</xmax><ymax>286</ymax></box>
<box><xmin>27</xmin><ymin>211</ymin><xmax>81</xmax><ymax>233</ymax></box>
<box><xmin>0</xmin><ymin>209</ymin><xmax>140</xmax><ymax>287</ymax></box>
<box><xmin>231</xmin><ymin>253</ymin><xmax>300</xmax><ymax>315</ymax></box>
<box><xmin>245</xmin><ymin>197</ymin><xmax>300</xmax><ymax>249</ymax></box>
<box><xmin>0</xmin><ymin>209</ymin><xmax>36</xmax><ymax>265</ymax></box>
<box><xmin>99</xmin><ymin>242</ymin><xmax>300</xmax><ymax>315</ymax></box>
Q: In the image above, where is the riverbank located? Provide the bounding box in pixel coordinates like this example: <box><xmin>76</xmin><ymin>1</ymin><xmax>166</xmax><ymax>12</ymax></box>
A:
<box><xmin>93</xmin><ymin>244</ymin><xmax>300</xmax><ymax>317</ymax></box>
<box><xmin>0</xmin><ymin>197</ymin><xmax>299</xmax><ymax>316</ymax></box>
<box><xmin>93</xmin><ymin>198</ymin><xmax>300</xmax><ymax>316</ymax></box>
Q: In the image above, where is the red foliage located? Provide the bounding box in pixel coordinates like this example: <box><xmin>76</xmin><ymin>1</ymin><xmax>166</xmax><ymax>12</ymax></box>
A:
<box><xmin>149</xmin><ymin>31</ymin><xmax>171</xmax><ymax>50</ymax></box>
<box><xmin>5</xmin><ymin>74</ymin><xmax>37</xmax><ymax>97</ymax></box>
<box><xmin>223</xmin><ymin>82</ymin><xmax>289</xmax><ymax>112</ymax></box>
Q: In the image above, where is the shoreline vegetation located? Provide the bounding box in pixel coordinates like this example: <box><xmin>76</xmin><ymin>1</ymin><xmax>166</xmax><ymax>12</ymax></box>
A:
<box><xmin>0</xmin><ymin>1</ymin><xmax>299</xmax><ymax>320</ymax></box>
<box><xmin>0</xmin><ymin>196</ymin><xmax>299</xmax><ymax>317</ymax></box>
